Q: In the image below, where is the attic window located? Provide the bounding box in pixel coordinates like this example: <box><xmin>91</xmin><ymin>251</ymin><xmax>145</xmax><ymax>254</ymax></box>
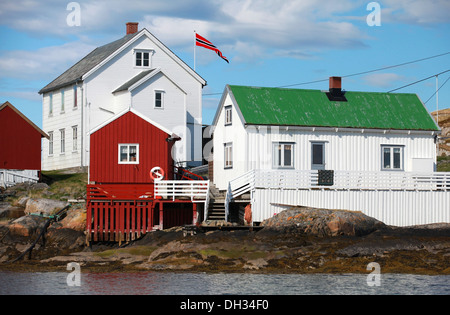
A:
<box><xmin>135</xmin><ymin>49</ymin><xmax>153</xmax><ymax>68</ymax></box>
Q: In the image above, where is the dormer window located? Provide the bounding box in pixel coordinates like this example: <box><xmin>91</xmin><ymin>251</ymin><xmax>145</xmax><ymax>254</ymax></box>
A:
<box><xmin>134</xmin><ymin>49</ymin><xmax>153</xmax><ymax>68</ymax></box>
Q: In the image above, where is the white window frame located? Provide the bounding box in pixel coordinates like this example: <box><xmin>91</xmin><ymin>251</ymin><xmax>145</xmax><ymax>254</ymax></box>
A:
<box><xmin>381</xmin><ymin>145</ymin><xmax>404</xmax><ymax>171</ymax></box>
<box><xmin>60</xmin><ymin>129</ymin><xmax>65</xmax><ymax>154</ymax></box>
<box><xmin>118</xmin><ymin>144</ymin><xmax>140</xmax><ymax>165</ymax></box>
<box><xmin>61</xmin><ymin>89</ymin><xmax>65</xmax><ymax>113</ymax></box>
<box><xmin>224</xmin><ymin>142</ymin><xmax>233</xmax><ymax>169</ymax></box>
<box><xmin>48</xmin><ymin>132</ymin><xmax>54</xmax><ymax>156</ymax></box>
<box><xmin>134</xmin><ymin>49</ymin><xmax>153</xmax><ymax>68</ymax></box>
<box><xmin>154</xmin><ymin>90</ymin><xmax>164</xmax><ymax>109</ymax></box>
<box><xmin>73</xmin><ymin>85</ymin><xmax>78</xmax><ymax>109</ymax></box>
<box><xmin>49</xmin><ymin>93</ymin><xmax>53</xmax><ymax>116</ymax></box>
<box><xmin>225</xmin><ymin>105</ymin><xmax>232</xmax><ymax>126</ymax></box>
<box><xmin>311</xmin><ymin>141</ymin><xmax>326</xmax><ymax>170</ymax></box>
<box><xmin>273</xmin><ymin>142</ymin><xmax>294</xmax><ymax>169</ymax></box>
<box><xmin>72</xmin><ymin>125</ymin><xmax>78</xmax><ymax>152</ymax></box>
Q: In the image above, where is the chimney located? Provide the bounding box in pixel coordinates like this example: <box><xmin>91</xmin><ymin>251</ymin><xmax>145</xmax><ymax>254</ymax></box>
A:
<box><xmin>327</xmin><ymin>76</ymin><xmax>347</xmax><ymax>101</ymax></box>
<box><xmin>329</xmin><ymin>76</ymin><xmax>342</xmax><ymax>94</ymax></box>
<box><xmin>126</xmin><ymin>22</ymin><xmax>139</xmax><ymax>35</ymax></box>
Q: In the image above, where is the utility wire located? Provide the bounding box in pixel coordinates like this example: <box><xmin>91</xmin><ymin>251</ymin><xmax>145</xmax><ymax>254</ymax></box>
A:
<box><xmin>387</xmin><ymin>69</ymin><xmax>450</xmax><ymax>93</ymax></box>
<box><xmin>202</xmin><ymin>51</ymin><xmax>450</xmax><ymax>96</ymax></box>
<box><xmin>424</xmin><ymin>75</ymin><xmax>450</xmax><ymax>104</ymax></box>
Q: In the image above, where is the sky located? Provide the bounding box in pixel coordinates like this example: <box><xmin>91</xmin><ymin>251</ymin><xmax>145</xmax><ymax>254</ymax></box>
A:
<box><xmin>0</xmin><ymin>0</ymin><xmax>449</xmax><ymax>128</ymax></box>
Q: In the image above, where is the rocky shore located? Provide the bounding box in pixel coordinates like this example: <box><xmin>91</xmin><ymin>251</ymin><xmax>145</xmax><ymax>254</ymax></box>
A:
<box><xmin>1</xmin><ymin>201</ymin><xmax>449</xmax><ymax>275</ymax></box>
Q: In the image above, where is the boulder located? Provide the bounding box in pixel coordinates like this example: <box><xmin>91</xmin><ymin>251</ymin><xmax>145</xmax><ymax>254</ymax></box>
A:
<box><xmin>8</xmin><ymin>215</ymin><xmax>47</xmax><ymax>237</ymax></box>
<box><xmin>25</xmin><ymin>198</ymin><xmax>67</xmax><ymax>216</ymax></box>
<box><xmin>261</xmin><ymin>207</ymin><xmax>386</xmax><ymax>237</ymax></box>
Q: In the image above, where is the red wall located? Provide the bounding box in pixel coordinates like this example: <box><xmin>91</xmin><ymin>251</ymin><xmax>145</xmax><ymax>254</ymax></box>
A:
<box><xmin>0</xmin><ymin>106</ymin><xmax>42</xmax><ymax>170</ymax></box>
<box><xmin>90</xmin><ymin>111</ymin><xmax>174</xmax><ymax>184</ymax></box>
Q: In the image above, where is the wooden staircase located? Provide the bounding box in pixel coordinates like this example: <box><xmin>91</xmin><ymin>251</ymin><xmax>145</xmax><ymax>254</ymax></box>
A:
<box><xmin>206</xmin><ymin>183</ymin><xmax>226</xmax><ymax>221</ymax></box>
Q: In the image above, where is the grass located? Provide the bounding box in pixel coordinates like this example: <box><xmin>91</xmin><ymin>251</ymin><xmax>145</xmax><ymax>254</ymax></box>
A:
<box><xmin>39</xmin><ymin>170</ymin><xmax>87</xmax><ymax>201</ymax></box>
<box><xmin>437</xmin><ymin>155</ymin><xmax>450</xmax><ymax>172</ymax></box>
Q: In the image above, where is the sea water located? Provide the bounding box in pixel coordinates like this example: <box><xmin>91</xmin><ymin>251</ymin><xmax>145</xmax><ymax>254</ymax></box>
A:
<box><xmin>0</xmin><ymin>272</ymin><xmax>448</xmax><ymax>295</ymax></box>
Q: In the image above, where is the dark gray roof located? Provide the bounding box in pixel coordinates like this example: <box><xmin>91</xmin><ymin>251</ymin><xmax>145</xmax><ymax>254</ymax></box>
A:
<box><xmin>39</xmin><ymin>32</ymin><xmax>140</xmax><ymax>94</ymax></box>
<box><xmin>112</xmin><ymin>69</ymin><xmax>156</xmax><ymax>93</ymax></box>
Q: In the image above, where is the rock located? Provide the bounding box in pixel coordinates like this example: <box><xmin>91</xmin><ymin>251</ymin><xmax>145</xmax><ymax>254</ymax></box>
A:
<box><xmin>25</xmin><ymin>198</ymin><xmax>68</xmax><ymax>216</ymax></box>
<box><xmin>52</xmin><ymin>208</ymin><xmax>86</xmax><ymax>232</ymax></box>
<box><xmin>0</xmin><ymin>202</ymin><xmax>25</xmax><ymax>219</ymax></box>
<box><xmin>8</xmin><ymin>216</ymin><xmax>47</xmax><ymax>237</ymax></box>
<box><xmin>261</xmin><ymin>207</ymin><xmax>385</xmax><ymax>237</ymax></box>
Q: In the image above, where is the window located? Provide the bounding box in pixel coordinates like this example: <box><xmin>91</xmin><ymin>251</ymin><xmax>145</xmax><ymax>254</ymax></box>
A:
<box><xmin>155</xmin><ymin>90</ymin><xmax>164</xmax><ymax>109</ymax></box>
<box><xmin>311</xmin><ymin>142</ymin><xmax>325</xmax><ymax>170</ymax></box>
<box><xmin>73</xmin><ymin>85</ymin><xmax>77</xmax><ymax>108</ymax></box>
<box><xmin>224</xmin><ymin>143</ymin><xmax>233</xmax><ymax>169</ymax></box>
<box><xmin>61</xmin><ymin>90</ymin><xmax>65</xmax><ymax>113</ymax></box>
<box><xmin>72</xmin><ymin>126</ymin><xmax>78</xmax><ymax>152</ymax></box>
<box><xmin>381</xmin><ymin>145</ymin><xmax>404</xmax><ymax>170</ymax></box>
<box><xmin>49</xmin><ymin>93</ymin><xmax>53</xmax><ymax>116</ymax></box>
<box><xmin>119</xmin><ymin>144</ymin><xmax>139</xmax><ymax>164</ymax></box>
<box><xmin>273</xmin><ymin>142</ymin><xmax>294</xmax><ymax>168</ymax></box>
<box><xmin>135</xmin><ymin>51</ymin><xmax>150</xmax><ymax>67</ymax></box>
<box><xmin>225</xmin><ymin>106</ymin><xmax>232</xmax><ymax>125</ymax></box>
<box><xmin>60</xmin><ymin>129</ymin><xmax>65</xmax><ymax>154</ymax></box>
<box><xmin>48</xmin><ymin>132</ymin><xmax>53</xmax><ymax>156</ymax></box>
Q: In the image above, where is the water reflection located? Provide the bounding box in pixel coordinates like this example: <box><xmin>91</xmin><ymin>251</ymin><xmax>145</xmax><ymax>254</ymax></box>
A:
<box><xmin>0</xmin><ymin>272</ymin><xmax>448</xmax><ymax>295</ymax></box>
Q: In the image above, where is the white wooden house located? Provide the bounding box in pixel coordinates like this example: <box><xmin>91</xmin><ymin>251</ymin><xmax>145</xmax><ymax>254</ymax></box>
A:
<box><xmin>39</xmin><ymin>23</ymin><xmax>206</xmax><ymax>171</ymax></box>
<box><xmin>211</xmin><ymin>78</ymin><xmax>450</xmax><ymax>226</ymax></box>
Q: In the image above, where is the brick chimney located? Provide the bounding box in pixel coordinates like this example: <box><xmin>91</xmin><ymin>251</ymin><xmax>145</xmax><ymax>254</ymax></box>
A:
<box><xmin>126</xmin><ymin>22</ymin><xmax>139</xmax><ymax>35</ymax></box>
<box><xmin>329</xmin><ymin>76</ymin><xmax>342</xmax><ymax>92</ymax></box>
<box><xmin>327</xmin><ymin>76</ymin><xmax>347</xmax><ymax>101</ymax></box>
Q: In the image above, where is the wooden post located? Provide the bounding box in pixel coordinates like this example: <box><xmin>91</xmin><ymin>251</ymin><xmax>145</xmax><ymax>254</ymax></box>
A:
<box><xmin>193</xmin><ymin>203</ymin><xmax>197</xmax><ymax>225</ymax></box>
<box><xmin>159</xmin><ymin>202</ymin><xmax>164</xmax><ymax>230</ymax></box>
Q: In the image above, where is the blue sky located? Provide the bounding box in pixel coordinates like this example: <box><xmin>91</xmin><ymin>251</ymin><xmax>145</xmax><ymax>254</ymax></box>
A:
<box><xmin>0</xmin><ymin>0</ymin><xmax>449</xmax><ymax>128</ymax></box>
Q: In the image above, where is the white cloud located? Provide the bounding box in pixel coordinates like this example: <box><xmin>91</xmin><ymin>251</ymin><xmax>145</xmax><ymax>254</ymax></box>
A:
<box><xmin>362</xmin><ymin>73</ymin><xmax>406</xmax><ymax>88</ymax></box>
<box><xmin>0</xmin><ymin>41</ymin><xmax>95</xmax><ymax>80</ymax></box>
<box><xmin>381</xmin><ymin>0</ymin><xmax>450</xmax><ymax>25</ymax></box>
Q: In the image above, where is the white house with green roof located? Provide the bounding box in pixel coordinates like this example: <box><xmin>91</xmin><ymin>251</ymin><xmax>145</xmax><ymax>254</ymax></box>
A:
<box><xmin>210</xmin><ymin>78</ymin><xmax>449</xmax><ymax>226</ymax></box>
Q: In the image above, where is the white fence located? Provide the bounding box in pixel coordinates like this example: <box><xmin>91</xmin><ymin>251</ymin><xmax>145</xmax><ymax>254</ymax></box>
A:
<box><xmin>226</xmin><ymin>170</ymin><xmax>450</xmax><ymax>227</ymax></box>
<box><xmin>0</xmin><ymin>169</ymin><xmax>40</xmax><ymax>188</ymax></box>
<box><xmin>154</xmin><ymin>180</ymin><xmax>210</xmax><ymax>222</ymax></box>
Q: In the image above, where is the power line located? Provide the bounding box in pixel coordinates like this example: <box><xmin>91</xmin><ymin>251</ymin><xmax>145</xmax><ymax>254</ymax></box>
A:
<box><xmin>202</xmin><ymin>51</ymin><xmax>450</xmax><ymax>96</ymax></box>
<box><xmin>387</xmin><ymin>69</ymin><xmax>450</xmax><ymax>93</ymax></box>
<box><xmin>424</xmin><ymin>75</ymin><xmax>450</xmax><ymax>104</ymax></box>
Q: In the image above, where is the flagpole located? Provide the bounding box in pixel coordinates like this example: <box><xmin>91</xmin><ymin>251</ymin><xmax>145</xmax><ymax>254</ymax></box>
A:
<box><xmin>194</xmin><ymin>30</ymin><xmax>196</xmax><ymax>72</ymax></box>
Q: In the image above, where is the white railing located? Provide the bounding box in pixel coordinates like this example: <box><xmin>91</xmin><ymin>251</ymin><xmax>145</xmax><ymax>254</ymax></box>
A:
<box><xmin>154</xmin><ymin>180</ymin><xmax>210</xmax><ymax>201</ymax></box>
<box><xmin>224</xmin><ymin>169</ymin><xmax>450</xmax><ymax>222</ymax></box>
<box><xmin>0</xmin><ymin>170</ymin><xmax>39</xmax><ymax>188</ymax></box>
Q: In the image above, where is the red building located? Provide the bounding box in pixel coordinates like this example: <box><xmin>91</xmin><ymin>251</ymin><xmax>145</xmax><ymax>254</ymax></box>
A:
<box><xmin>0</xmin><ymin>101</ymin><xmax>48</xmax><ymax>171</ymax></box>
<box><xmin>86</xmin><ymin>109</ymin><xmax>207</xmax><ymax>243</ymax></box>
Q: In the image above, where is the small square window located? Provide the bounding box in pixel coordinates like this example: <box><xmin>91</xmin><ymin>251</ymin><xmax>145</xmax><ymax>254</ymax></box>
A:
<box><xmin>135</xmin><ymin>50</ymin><xmax>151</xmax><ymax>68</ymax></box>
<box><xmin>118</xmin><ymin>144</ymin><xmax>139</xmax><ymax>164</ymax></box>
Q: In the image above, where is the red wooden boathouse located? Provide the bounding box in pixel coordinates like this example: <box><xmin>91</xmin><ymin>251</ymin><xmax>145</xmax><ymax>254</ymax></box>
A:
<box><xmin>86</xmin><ymin>109</ymin><xmax>209</xmax><ymax>243</ymax></box>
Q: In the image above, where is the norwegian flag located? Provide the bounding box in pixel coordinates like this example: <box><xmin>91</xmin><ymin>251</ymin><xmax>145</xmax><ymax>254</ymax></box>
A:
<box><xmin>195</xmin><ymin>33</ymin><xmax>229</xmax><ymax>63</ymax></box>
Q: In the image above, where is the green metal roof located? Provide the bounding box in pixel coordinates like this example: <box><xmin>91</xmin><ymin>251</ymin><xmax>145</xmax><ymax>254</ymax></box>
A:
<box><xmin>228</xmin><ymin>85</ymin><xmax>439</xmax><ymax>131</ymax></box>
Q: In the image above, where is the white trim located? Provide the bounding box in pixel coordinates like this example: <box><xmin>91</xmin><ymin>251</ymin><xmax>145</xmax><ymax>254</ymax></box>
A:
<box><xmin>118</xmin><ymin>143</ymin><xmax>140</xmax><ymax>165</ymax></box>
<box><xmin>154</xmin><ymin>89</ymin><xmax>164</xmax><ymax>109</ymax></box>
<box><xmin>88</xmin><ymin>107</ymin><xmax>174</xmax><ymax>137</ymax></box>
<box><xmin>133</xmin><ymin>48</ymin><xmax>154</xmax><ymax>68</ymax></box>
